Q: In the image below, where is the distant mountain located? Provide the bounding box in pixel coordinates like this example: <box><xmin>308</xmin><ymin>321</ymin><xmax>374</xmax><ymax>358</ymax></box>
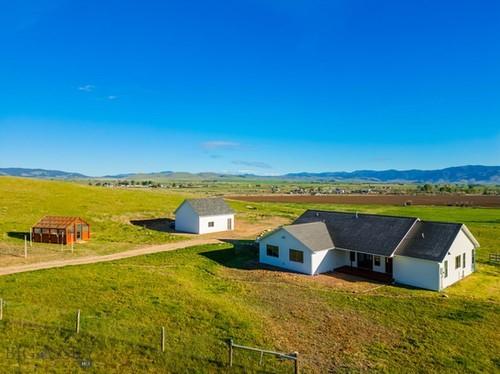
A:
<box><xmin>284</xmin><ymin>165</ymin><xmax>500</xmax><ymax>184</ymax></box>
<box><xmin>0</xmin><ymin>168</ymin><xmax>89</xmax><ymax>179</ymax></box>
<box><xmin>1</xmin><ymin>165</ymin><xmax>499</xmax><ymax>183</ymax></box>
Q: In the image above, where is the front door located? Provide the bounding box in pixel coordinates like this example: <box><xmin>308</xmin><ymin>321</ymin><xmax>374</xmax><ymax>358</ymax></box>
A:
<box><xmin>385</xmin><ymin>257</ymin><xmax>393</xmax><ymax>275</ymax></box>
<box><xmin>227</xmin><ymin>218</ymin><xmax>232</xmax><ymax>230</ymax></box>
<box><xmin>357</xmin><ymin>253</ymin><xmax>373</xmax><ymax>270</ymax></box>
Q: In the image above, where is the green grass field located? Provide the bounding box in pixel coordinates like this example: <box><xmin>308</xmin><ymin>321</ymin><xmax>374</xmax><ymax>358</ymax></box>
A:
<box><xmin>0</xmin><ymin>177</ymin><xmax>499</xmax><ymax>372</ymax></box>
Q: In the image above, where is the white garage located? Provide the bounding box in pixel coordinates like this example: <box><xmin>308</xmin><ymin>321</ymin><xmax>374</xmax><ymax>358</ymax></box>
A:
<box><xmin>174</xmin><ymin>197</ymin><xmax>235</xmax><ymax>234</ymax></box>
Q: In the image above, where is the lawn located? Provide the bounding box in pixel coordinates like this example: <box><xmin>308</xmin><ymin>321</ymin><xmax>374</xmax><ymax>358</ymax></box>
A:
<box><xmin>0</xmin><ymin>242</ymin><xmax>498</xmax><ymax>372</ymax></box>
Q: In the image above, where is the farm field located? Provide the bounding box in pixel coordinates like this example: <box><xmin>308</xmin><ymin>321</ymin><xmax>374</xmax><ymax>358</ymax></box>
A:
<box><xmin>230</xmin><ymin>194</ymin><xmax>500</xmax><ymax>207</ymax></box>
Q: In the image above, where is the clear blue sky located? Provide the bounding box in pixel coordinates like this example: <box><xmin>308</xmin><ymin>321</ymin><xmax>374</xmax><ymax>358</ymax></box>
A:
<box><xmin>0</xmin><ymin>0</ymin><xmax>499</xmax><ymax>176</ymax></box>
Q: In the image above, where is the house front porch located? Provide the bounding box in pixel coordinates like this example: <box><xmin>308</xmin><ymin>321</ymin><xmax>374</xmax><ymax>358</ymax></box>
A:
<box><xmin>335</xmin><ymin>265</ymin><xmax>394</xmax><ymax>283</ymax></box>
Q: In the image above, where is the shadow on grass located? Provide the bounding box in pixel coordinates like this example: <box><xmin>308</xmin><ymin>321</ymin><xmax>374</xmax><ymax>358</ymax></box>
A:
<box><xmin>130</xmin><ymin>218</ymin><xmax>175</xmax><ymax>233</ymax></box>
<box><xmin>7</xmin><ymin>231</ymin><xmax>30</xmax><ymax>240</ymax></box>
<box><xmin>199</xmin><ymin>239</ymin><xmax>260</xmax><ymax>270</ymax></box>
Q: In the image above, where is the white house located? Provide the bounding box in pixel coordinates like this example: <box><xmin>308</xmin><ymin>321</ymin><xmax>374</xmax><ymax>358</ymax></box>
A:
<box><xmin>174</xmin><ymin>198</ymin><xmax>235</xmax><ymax>234</ymax></box>
<box><xmin>258</xmin><ymin>210</ymin><xmax>479</xmax><ymax>291</ymax></box>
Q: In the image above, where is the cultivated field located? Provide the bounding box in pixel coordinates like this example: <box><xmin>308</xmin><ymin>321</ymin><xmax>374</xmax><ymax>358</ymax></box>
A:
<box><xmin>230</xmin><ymin>194</ymin><xmax>500</xmax><ymax>207</ymax></box>
<box><xmin>0</xmin><ymin>177</ymin><xmax>499</xmax><ymax>372</ymax></box>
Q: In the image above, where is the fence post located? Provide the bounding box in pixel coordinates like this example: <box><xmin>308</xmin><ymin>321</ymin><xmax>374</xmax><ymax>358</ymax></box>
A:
<box><xmin>24</xmin><ymin>235</ymin><xmax>28</xmax><ymax>259</ymax></box>
<box><xmin>294</xmin><ymin>352</ymin><xmax>299</xmax><ymax>374</ymax></box>
<box><xmin>161</xmin><ymin>326</ymin><xmax>165</xmax><ymax>352</ymax></box>
<box><xmin>0</xmin><ymin>298</ymin><xmax>3</xmax><ymax>321</ymax></box>
<box><xmin>76</xmin><ymin>309</ymin><xmax>81</xmax><ymax>333</ymax></box>
<box><xmin>228</xmin><ymin>339</ymin><xmax>233</xmax><ymax>367</ymax></box>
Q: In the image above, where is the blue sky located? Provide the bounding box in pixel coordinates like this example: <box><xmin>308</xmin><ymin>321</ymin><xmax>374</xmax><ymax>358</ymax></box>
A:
<box><xmin>0</xmin><ymin>0</ymin><xmax>499</xmax><ymax>176</ymax></box>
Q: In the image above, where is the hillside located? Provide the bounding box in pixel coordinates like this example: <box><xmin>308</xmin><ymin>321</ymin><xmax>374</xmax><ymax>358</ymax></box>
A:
<box><xmin>1</xmin><ymin>165</ymin><xmax>499</xmax><ymax>183</ymax></box>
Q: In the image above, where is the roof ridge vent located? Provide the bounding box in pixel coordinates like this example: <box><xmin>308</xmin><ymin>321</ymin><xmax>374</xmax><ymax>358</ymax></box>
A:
<box><xmin>355</xmin><ymin>211</ymin><xmax>359</xmax><ymax>218</ymax></box>
<box><xmin>421</xmin><ymin>232</ymin><xmax>425</xmax><ymax>239</ymax></box>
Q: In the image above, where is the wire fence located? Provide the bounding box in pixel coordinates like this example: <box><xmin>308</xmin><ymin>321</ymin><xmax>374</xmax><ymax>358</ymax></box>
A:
<box><xmin>0</xmin><ymin>298</ymin><xmax>297</xmax><ymax>372</ymax></box>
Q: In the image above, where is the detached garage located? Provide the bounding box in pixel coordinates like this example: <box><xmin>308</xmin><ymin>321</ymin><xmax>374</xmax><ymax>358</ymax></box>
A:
<box><xmin>174</xmin><ymin>198</ymin><xmax>235</xmax><ymax>234</ymax></box>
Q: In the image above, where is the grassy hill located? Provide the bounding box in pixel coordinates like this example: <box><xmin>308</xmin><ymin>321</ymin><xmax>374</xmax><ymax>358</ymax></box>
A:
<box><xmin>0</xmin><ymin>177</ymin><xmax>190</xmax><ymax>263</ymax></box>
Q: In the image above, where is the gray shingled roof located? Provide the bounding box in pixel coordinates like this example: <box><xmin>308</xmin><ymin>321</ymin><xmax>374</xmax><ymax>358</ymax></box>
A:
<box><xmin>282</xmin><ymin>222</ymin><xmax>335</xmax><ymax>252</ymax></box>
<box><xmin>395</xmin><ymin>221</ymin><xmax>463</xmax><ymax>261</ymax></box>
<box><xmin>177</xmin><ymin>198</ymin><xmax>234</xmax><ymax>217</ymax></box>
<box><xmin>294</xmin><ymin>210</ymin><xmax>418</xmax><ymax>257</ymax></box>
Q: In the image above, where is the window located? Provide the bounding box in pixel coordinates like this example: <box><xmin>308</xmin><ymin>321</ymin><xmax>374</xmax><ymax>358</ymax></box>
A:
<box><xmin>208</xmin><ymin>221</ymin><xmax>214</xmax><ymax>227</ymax></box>
<box><xmin>444</xmin><ymin>260</ymin><xmax>448</xmax><ymax>278</ymax></box>
<box><xmin>455</xmin><ymin>255</ymin><xmax>461</xmax><ymax>269</ymax></box>
<box><xmin>50</xmin><ymin>229</ymin><xmax>58</xmax><ymax>235</ymax></box>
<box><xmin>289</xmin><ymin>249</ymin><xmax>304</xmax><ymax>263</ymax></box>
<box><xmin>34</xmin><ymin>228</ymin><xmax>41</xmax><ymax>234</ymax></box>
<box><xmin>462</xmin><ymin>253</ymin><xmax>466</xmax><ymax>268</ymax></box>
<box><xmin>42</xmin><ymin>228</ymin><xmax>49</xmax><ymax>234</ymax></box>
<box><xmin>374</xmin><ymin>256</ymin><xmax>381</xmax><ymax>266</ymax></box>
<box><xmin>350</xmin><ymin>251</ymin><xmax>356</xmax><ymax>262</ymax></box>
<box><xmin>266</xmin><ymin>245</ymin><xmax>279</xmax><ymax>258</ymax></box>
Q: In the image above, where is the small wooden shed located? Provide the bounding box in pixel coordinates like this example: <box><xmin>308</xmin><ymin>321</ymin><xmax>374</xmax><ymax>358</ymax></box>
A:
<box><xmin>32</xmin><ymin>216</ymin><xmax>90</xmax><ymax>245</ymax></box>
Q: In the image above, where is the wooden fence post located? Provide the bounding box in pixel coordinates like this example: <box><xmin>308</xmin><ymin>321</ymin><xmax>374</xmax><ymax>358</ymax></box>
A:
<box><xmin>24</xmin><ymin>235</ymin><xmax>28</xmax><ymax>259</ymax></box>
<box><xmin>76</xmin><ymin>309</ymin><xmax>81</xmax><ymax>333</ymax></box>
<box><xmin>294</xmin><ymin>352</ymin><xmax>299</xmax><ymax>374</ymax></box>
<box><xmin>161</xmin><ymin>326</ymin><xmax>165</xmax><ymax>352</ymax></box>
<box><xmin>228</xmin><ymin>339</ymin><xmax>233</xmax><ymax>367</ymax></box>
<box><xmin>0</xmin><ymin>298</ymin><xmax>3</xmax><ymax>321</ymax></box>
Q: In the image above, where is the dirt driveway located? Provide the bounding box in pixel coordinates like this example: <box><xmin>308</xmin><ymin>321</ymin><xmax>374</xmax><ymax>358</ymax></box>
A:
<box><xmin>0</xmin><ymin>216</ymin><xmax>288</xmax><ymax>277</ymax></box>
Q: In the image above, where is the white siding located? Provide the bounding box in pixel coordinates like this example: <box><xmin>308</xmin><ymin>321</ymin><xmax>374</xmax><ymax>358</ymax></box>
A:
<box><xmin>198</xmin><ymin>214</ymin><xmax>235</xmax><ymax>234</ymax></box>
<box><xmin>259</xmin><ymin>229</ymin><xmax>314</xmax><ymax>275</ymax></box>
<box><xmin>372</xmin><ymin>255</ymin><xmax>386</xmax><ymax>273</ymax></box>
<box><xmin>393</xmin><ymin>255</ymin><xmax>440</xmax><ymax>291</ymax></box>
<box><xmin>175</xmin><ymin>203</ymin><xmax>234</xmax><ymax>234</ymax></box>
<box><xmin>332</xmin><ymin>249</ymin><xmax>350</xmax><ymax>268</ymax></box>
<box><xmin>174</xmin><ymin>203</ymin><xmax>199</xmax><ymax>233</ymax></box>
<box><xmin>311</xmin><ymin>250</ymin><xmax>336</xmax><ymax>274</ymax></box>
<box><xmin>439</xmin><ymin>229</ymin><xmax>476</xmax><ymax>290</ymax></box>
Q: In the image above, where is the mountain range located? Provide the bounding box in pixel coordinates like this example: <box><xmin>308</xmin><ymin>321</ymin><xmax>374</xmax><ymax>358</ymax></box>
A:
<box><xmin>0</xmin><ymin>165</ymin><xmax>499</xmax><ymax>184</ymax></box>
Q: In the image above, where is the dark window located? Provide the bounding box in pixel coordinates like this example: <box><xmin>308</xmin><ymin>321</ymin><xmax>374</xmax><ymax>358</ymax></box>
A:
<box><xmin>374</xmin><ymin>256</ymin><xmax>381</xmax><ymax>266</ymax></box>
<box><xmin>266</xmin><ymin>245</ymin><xmax>279</xmax><ymax>258</ymax></box>
<box><xmin>455</xmin><ymin>255</ymin><xmax>461</xmax><ymax>269</ymax></box>
<box><xmin>289</xmin><ymin>249</ymin><xmax>304</xmax><ymax>263</ymax></box>
<box><xmin>462</xmin><ymin>253</ymin><xmax>466</xmax><ymax>268</ymax></box>
<box><xmin>208</xmin><ymin>221</ymin><xmax>214</xmax><ymax>227</ymax></box>
<box><xmin>444</xmin><ymin>260</ymin><xmax>448</xmax><ymax>278</ymax></box>
<box><xmin>350</xmin><ymin>251</ymin><xmax>356</xmax><ymax>262</ymax></box>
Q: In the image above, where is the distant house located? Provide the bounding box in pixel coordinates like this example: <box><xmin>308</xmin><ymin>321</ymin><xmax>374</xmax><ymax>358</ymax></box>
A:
<box><xmin>174</xmin><ymin>198</ymin><xmax>235</xmax><ymax>234</ymax></box>
<box><xmin>258</xmin><ymin>210</ymin><xmax>479</xmax><ymax>291</ymax></box>
<box><xmin>32</xmin><ymin>216</ymin><xmax>90</xmax><ymax>245</ymax></box>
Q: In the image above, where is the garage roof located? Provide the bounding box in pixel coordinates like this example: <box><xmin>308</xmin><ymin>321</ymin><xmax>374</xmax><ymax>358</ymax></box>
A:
<box><xmin>176</xmin><ymin>198</ymin><xmax>234</xmax><ymax>217</ymax></box>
